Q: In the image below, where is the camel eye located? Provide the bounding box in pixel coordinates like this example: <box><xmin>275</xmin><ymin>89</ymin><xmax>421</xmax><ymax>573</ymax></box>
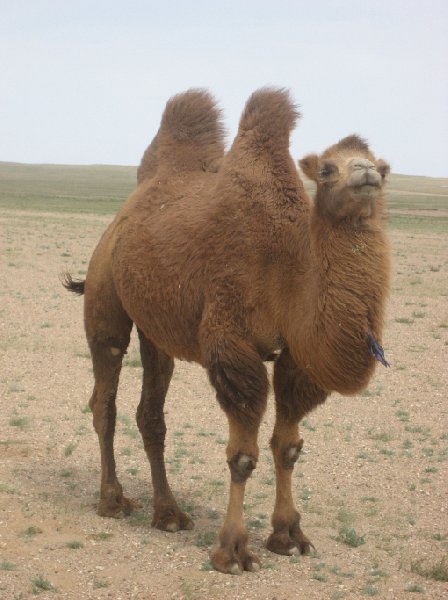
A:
<box><xmin>319</xmin><ymin>162</ymin><xmax>336</xmax><ymax>178</ymax></box>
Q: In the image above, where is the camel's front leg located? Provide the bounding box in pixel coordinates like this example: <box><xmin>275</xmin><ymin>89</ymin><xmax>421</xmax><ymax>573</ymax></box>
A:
<box><xmin>205</xmin><ymin>334</ymin><xmax>268</xmax><ymax>574</ymax></box>
<box><xmin>211</xmin><ymin>418</ymin><xmax>262</xmax><ymax>574</ymax></box>
<box><xmin>267</xmin><ymin>349</ymin><xmax>327</xmax><ymax>556</ymax></box>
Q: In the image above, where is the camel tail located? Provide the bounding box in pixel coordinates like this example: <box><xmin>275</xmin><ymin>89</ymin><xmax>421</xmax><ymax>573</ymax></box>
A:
<box><xmin>155</xmin><ymin>89</ymin><xmax>225</xmax><ymax>173</ymax></box>
<box><xmin>60</xmin><ymin>272</ymin><xmax>85</xmax><ymax>296</ymax></box>
<box><xmin>238</xmin><ymin>87</ymin><xmax>300</xmax><ymax>145</ymax></box>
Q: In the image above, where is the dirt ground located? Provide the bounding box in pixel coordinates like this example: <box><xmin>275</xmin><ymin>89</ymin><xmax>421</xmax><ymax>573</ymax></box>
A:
<box><xmin>1</xmin><ymin>208</ymin><xmax>447</xmax><ymax>599</ymax></box>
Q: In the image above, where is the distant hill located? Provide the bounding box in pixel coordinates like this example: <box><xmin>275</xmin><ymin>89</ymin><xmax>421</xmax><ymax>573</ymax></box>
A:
<box><xmin>0</xmin><ymin>162</ymin><xmax>136</xmax><ymax>215</ymax></box>
<box><xmin>0</xmin><ymin>161</ymin><xmax>447</xmax><ymax>231</ymax></box>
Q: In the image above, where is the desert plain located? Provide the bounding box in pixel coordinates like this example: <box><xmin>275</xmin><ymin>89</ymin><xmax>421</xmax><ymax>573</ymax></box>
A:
<box><xmin>0</xmin><ymin>163</ymin><xmax>447</xmax><ymax>599</ymax></box>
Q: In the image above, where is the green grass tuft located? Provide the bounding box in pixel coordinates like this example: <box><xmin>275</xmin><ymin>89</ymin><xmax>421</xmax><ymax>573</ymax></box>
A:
<box><xmin>410</xmin><ymin>556</ymin><xmax>448</xmax><ymax>581</ymax></box>
<box><xmin>66</xmin><ymin>540</ymin><xmax>83</xmax><ymax>549</ymax></box>
<box><xmin>31</xmin><ymin>575</ymin><xmax>55</xmax><ymax>593</ymax></box>
<box><xmin>337</xmin><ymin>526</ymin><xmax>366</xmax><ymax>548</ymax></box>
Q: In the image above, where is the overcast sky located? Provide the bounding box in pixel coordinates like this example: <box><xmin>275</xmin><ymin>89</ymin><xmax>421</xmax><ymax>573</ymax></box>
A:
<box><xmin>1</xmin><ymin>0</ymin><xmax>447</xmax><ymax>176</ymax></box>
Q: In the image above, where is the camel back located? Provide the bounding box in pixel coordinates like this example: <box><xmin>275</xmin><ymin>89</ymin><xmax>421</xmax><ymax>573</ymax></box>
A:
<box><xmin>140</xmin><ymin>89</ymin><xmax>225</xmax><ymax>178</ymax></box>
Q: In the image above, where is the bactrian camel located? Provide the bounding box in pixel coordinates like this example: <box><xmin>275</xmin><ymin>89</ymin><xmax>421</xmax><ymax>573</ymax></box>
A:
<box><xmin>63</xmin><ymin>87</ymin><xmax>390</xmax><ymax>575</ymax></box>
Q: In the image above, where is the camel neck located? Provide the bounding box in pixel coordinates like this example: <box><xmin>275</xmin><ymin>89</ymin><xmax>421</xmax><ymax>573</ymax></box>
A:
<box><xmin>284</xmin><ymin>203</ymin><xmax>390</xmax><ymax>395</ymax></box>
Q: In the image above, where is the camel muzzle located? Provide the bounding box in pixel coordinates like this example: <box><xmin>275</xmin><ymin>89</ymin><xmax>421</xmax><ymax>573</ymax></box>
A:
<box><xmin>347</xmin><ymin>159</ymin><xmax>382</xmax><ymax>191</ymax></box>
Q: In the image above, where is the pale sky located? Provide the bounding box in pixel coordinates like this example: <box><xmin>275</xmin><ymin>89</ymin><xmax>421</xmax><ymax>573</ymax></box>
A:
<box><xmin>1</xmin><ymin>0</ymin><xmax>447</xmax><ymax>176</ymax></box>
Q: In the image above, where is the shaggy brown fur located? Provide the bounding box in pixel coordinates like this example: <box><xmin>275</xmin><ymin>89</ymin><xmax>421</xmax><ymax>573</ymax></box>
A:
<box><xmin>63</xmin><ymin>87</ymin><xmax>390</xmax><ymax>575</ymax></box>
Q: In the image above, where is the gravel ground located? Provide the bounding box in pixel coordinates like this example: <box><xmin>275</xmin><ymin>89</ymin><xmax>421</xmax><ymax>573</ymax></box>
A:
<box><xmin>1</xmin><ymin>209</ymin><xmax>447</xmax><ymax>599</ymax></box>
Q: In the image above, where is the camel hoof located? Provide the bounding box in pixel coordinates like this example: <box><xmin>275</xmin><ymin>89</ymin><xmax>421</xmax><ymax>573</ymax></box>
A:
<box><xmin>266</xmin><ymin>530</ymin><xmax>314</xmax><ymax>557</ymax></box>
<box><xmin>97</xmin><ymin>494</ymin><xmax>137</xmax><ymax>518</ymax></box>
<box><xmin>152</xmin><ymin>507</ymin><xmax>194</xmax><ymax>532</ymax></box>
<box><xmin>210</xmin><ymin>535</ymin><xmax>260</xmax><ymax>574</ymax></box>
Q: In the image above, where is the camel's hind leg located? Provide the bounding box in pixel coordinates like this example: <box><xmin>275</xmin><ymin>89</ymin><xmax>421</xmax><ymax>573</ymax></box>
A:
<box><xmin>267</xmin><ymin>349</ymin><xmax>327</xmax><ymax>556</ymax></box>
<box><xmin>85</xmin><ymin>289</ymin><xmax>134</xmax><ymax>517</ymax></box>
<box><xmin>136</xmin><ymin>329</ymin><xmax>194</xmax><ymax>532</ymax></box>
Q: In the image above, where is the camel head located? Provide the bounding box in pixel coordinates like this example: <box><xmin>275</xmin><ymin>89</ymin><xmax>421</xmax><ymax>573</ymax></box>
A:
<box><xmin>299</xmin><ymin>135</ymin><xmax>390</xmax><ymax>222</ymax></box>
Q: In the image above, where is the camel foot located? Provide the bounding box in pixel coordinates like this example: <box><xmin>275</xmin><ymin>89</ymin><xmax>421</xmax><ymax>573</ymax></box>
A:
<box><xmin>210</xmin><ymin>529</ymin><xmax>261</xmax><ymax>574</ymax></box>
<box><xmin>97</xmin><ymin>484</ymin><xmax>139</xmax><ymax>518</ymax></box>
<box><xmin>152</xmin><ymin>504</ymin><xmax>194</xmax><ymax>532</ymax></box>
<box><xmin>266</xmin><ymin>513</ymin><xmax>314</xmax><ymax>556</ymax></box>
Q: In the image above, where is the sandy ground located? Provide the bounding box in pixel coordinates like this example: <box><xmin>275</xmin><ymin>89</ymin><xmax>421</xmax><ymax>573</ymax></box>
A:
<box><xmin>1</xmin><ymin>208</ymin><xmax>447</xmax><ymax>599</ymax></box>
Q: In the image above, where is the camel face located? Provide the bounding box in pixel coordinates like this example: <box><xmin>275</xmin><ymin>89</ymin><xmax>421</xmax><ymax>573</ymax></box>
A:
<box><xmin>300</xmin><ymin>136</ymin><xmax>390</xmax><ymax>221</ymax></box>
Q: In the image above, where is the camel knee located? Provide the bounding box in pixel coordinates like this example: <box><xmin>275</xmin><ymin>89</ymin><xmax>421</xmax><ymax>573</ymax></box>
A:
<box><xmin>228</xmin><ymin>452</ymin><xmax>257</xmax><ymax>483</ymax></box>
<box><xmin>282</xmin><ymin>441</ymin><xmax>303</xmax><ymax>469</ymax></box>
<box><xmin>271</xmin><ymin>435</ymin><xmax>304</xmax><ymax>470</ymax></box>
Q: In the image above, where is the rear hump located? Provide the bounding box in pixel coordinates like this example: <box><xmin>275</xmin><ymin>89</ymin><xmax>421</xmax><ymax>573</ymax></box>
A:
<box><xmin>154</xmin><ymin>89</ymin><xmax>225</xmax><ymax>174</ymax></box>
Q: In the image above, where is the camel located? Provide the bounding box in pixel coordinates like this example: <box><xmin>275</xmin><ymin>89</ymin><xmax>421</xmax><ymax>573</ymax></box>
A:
<box><xmin>63</xmin><ymin>87</ymin><xmax>390</xmax><ymax>575</ymax></box>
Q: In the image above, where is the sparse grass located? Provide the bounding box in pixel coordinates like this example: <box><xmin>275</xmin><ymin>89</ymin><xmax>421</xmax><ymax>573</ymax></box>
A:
<box><xmin>66</xmin><ymin>540</ymin><xmax>83</xmax><ymax>549</ymax></box>
<box><xmin>379</xmin><ymin>448</ymin><xmax>395</xmax><ymax>457</ymax></box>
<box><xmin>336</xmin><ymin>507</ymin><xmax>355</xmax><ymax>525</ymax></box>
<box><xmin>395</xmin><ymin>410</ymin><xmax>410</xmax><ymax>421</ymax></box>
<box><xmin>248</xmin><ymin>516</ymin><xmax>265</xmax><ymax>529</ymax></box>
<box><xmin>432</xmin><ymin>533</ymin><xmax>448</xmax><ymax>541</ymax></box>
<box><xmin>330</xmin><ymin>565</ymin><xmax>354</xmax><ymax>578</ymax></box>
<box><xmin>23</xmin><ymin>526</ymin><xmax>43</xmax><ymax>537</ymax></box>
<box><xmin>405</xmin><ymin>584</ymin><xmax>425</xmax><ymax>593</ymax></box>
<box><xmin>194</xmin><ymin>531</ymin><xmax>216</xmax><ymax>547</ymax></box>
<box><xmin>302</xmin><ymin>419</ymin><xmax>316</xmax><ymax>431</ymax></box>
<box><xmin>395</xmin><ymin>317</ymin><xmax>414</xmax><ymax>324</ymax></box>
<box><xmin>361</xmin><ymin>385</ymin><xmax>383</xmax><ymax>397</ymax></box>
<box><xmin>31</xmin><ymin>575</ymin><xmax>55</xmax><ymax>594</ymax></box>
<box><xmin>356</xmin><ymin>451</ymin><xmax>371</xmax><ymax>460</ymax></box>
<box><xmin>410</xmin><ymin>556</ymin><xmax>448</xmax><ymax>581</ymax></box>
<box><xmin>368</xmin><ymin>430</ymin><xmax>393</xmax><ymax>442</ymax></box>
<box><xmin>362</xmin><ymin>586</ymin><xmax>379</xmax><ymax>596</ymax></box>
<box><xmin>0</xmin><ymin>560</ymin><xmax>16</xmax><ymax>570</ymax></box>
<box><xmin>0</xmin><ymin>483</ymin><xmax>16</xmax><ymax>494</ymax></box>
<box><xmin>9</xmin><ymin>416</ymin><xmax>29</xmax><ymax>430</ymax></box>
<box><xmin>405</xmin><ymin>425</ymin><xmax>431</xmax><ymax>437</ymax></box>
<box><xmin>300</xmin><ymin>487</ymin><xmax>312</xmax><ymax>502</ymax></box>
<box><xmin>124</xmin><ymin>357</ymin><xmax>142</xmax><ymax>368</ymax></box>
<box><xmin>200</xmin><ymin>559</ymin><xmax>214</xmax><ymax>571</ymax></box>
<box><xmin>337</xmin><ymin>526</ymin><xmax>366</xmax><ymax>548</ymax></box>
<box><xmin>80</xmin><ymin>404</ymin><xmax>91</xmax><ymax>413</ymax></box>
<box><xmin>64</xmin><ymin>442</ymin><xmax>78</xmax><ymax>456</ymax></box>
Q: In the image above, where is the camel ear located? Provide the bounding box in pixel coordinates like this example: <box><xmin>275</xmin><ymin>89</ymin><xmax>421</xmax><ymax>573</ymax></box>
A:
<box><xmin>299</xmin><ymin>154</ymin><xmax>320</xmax><ymax>182</ymax></box>
<box><xmin>376</xmin><ymin>159</ymin><xmax>390</xmax><ymax>179</ymax></box>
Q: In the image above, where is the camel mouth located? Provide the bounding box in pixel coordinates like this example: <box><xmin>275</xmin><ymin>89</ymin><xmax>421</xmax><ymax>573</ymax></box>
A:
<box><xmin>351</xmin><ymin>183</ymin><xmax>381</xmax><ymax>197</ymax></box>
